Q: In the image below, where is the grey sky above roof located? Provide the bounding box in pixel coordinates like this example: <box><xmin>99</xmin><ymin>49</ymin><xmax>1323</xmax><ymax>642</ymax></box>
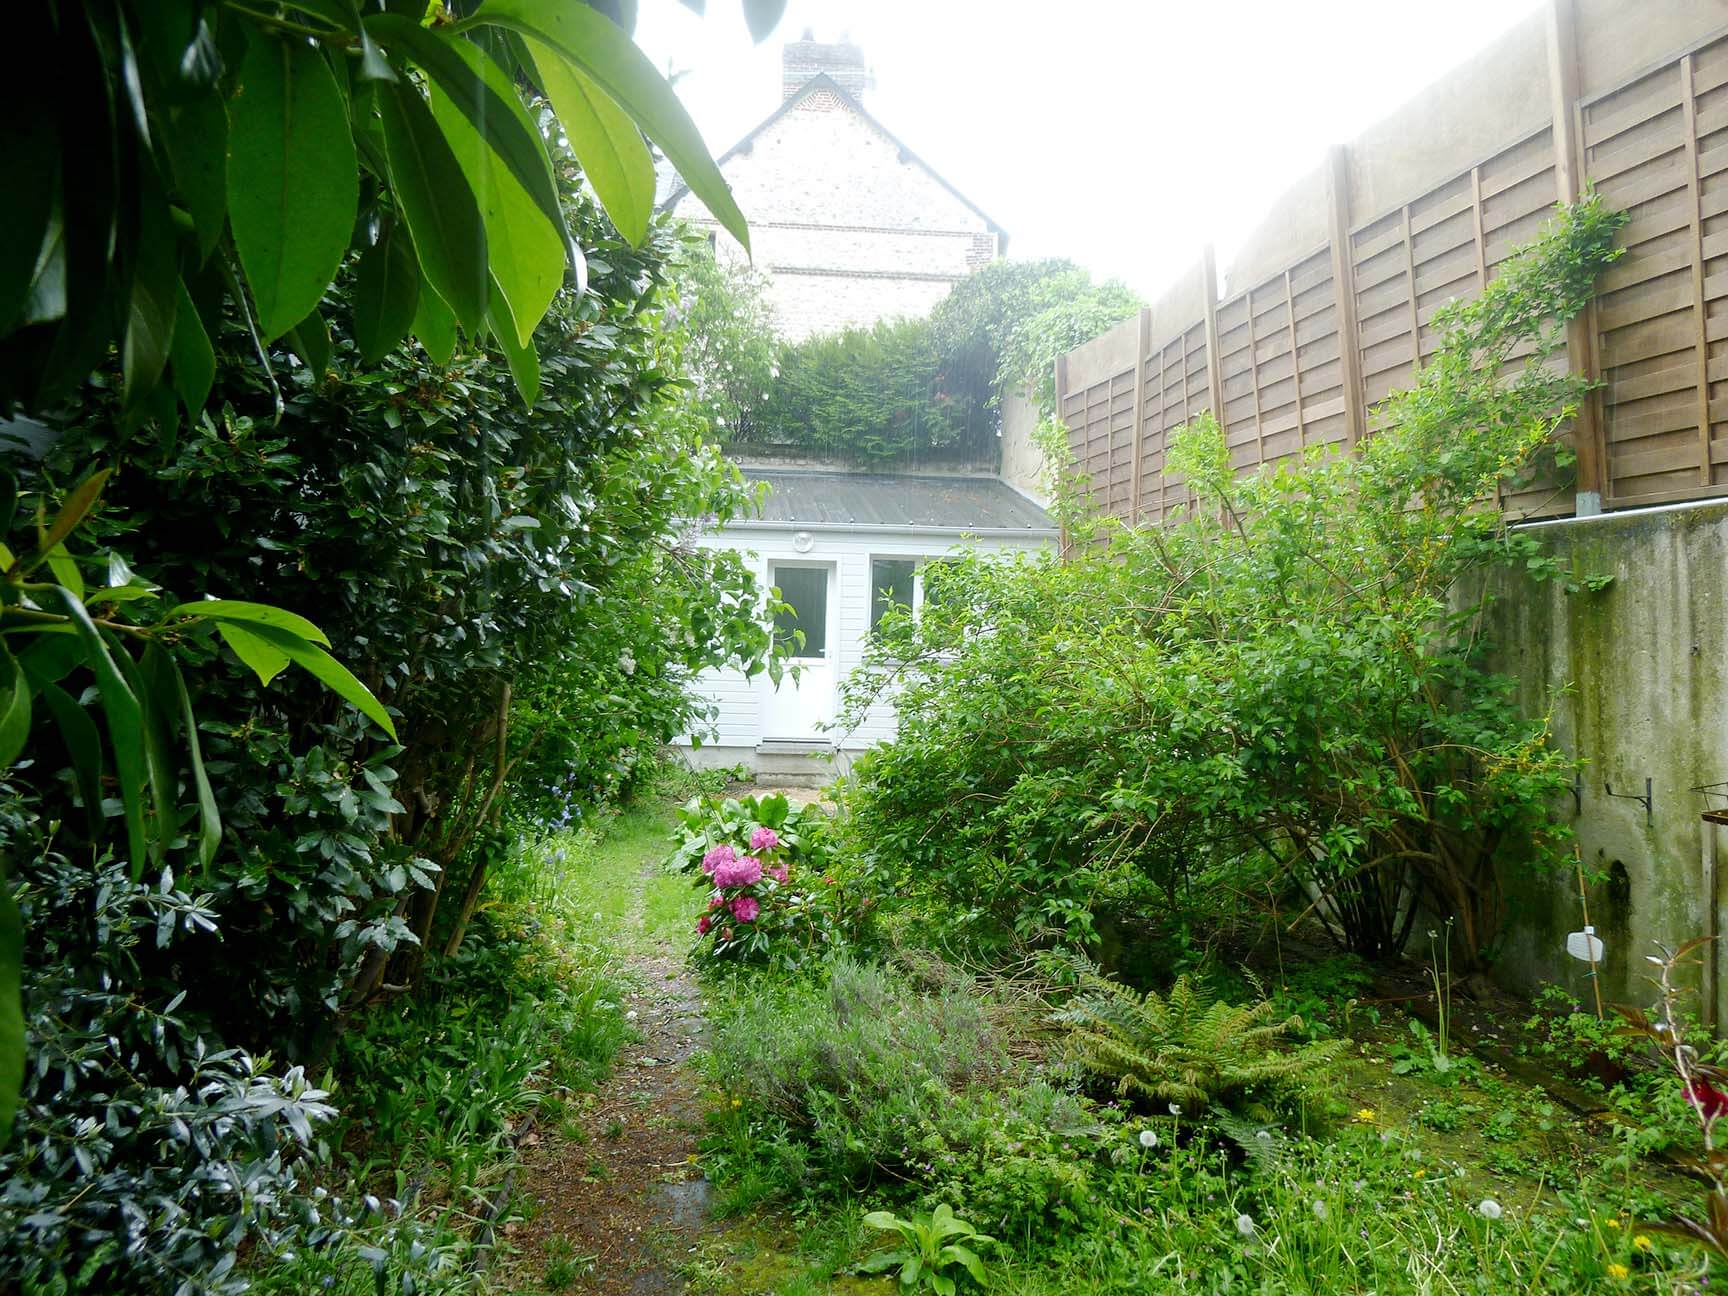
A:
<box><xmin>741</xmin><ymin>470</ymin><xmax>1054</xmax><ymax>532</ymax></box>
<box><xmin>634</xmin><ymin>0</ymin><xmax>1547</xmax><ymax>299</ymax></box>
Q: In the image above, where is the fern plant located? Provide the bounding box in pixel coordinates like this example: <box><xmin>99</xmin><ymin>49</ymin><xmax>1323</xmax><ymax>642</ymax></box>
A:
<box><xmin>1054</xmin><ymin>973</ymin><xmax>1341</xmax><ymax>1121</ymax></box>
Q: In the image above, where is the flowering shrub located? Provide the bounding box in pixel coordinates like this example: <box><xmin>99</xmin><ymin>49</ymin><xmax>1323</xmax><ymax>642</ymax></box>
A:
<box><xmin>670</xmin><ymin>792</ymin><xmax>873</xmax><ymax>966</ymax></box>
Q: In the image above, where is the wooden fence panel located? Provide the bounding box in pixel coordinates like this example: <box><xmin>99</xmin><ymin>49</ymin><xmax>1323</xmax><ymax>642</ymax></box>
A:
<box><xmin>1054</xmin><ymin>9</ymin><xmax>1728</xmax><ymax>529</ymax></box>
<box><xmin>1585</xmin><ymin>37</ymin><xmax>1728</xmax><ymax>509</ymax></box>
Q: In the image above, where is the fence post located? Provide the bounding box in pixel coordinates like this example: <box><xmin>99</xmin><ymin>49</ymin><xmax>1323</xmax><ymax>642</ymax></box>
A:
<box><xmin>1202</xmin><ymin>246</ymin><xmax>1226</xmax><ymax>431</ymax></box>
<box><xmin>1324</xmin><ymin>146</ymin><xmax>1367</xmax><ymax>447</ymax></box>
<box><xmin>1054</xmin><ymin>353</ymin><xmax>1071</xmax><ymax>557</ymax></box>
<box><xmin>1547</xmin><ymin>0</ymin><xmax>1607</xmax><ymax>515</ymax></box>
<box><xmin>1128</xmin><ymin>307</ymin><xmax>1152</xmax><ymax>525</ymax></box>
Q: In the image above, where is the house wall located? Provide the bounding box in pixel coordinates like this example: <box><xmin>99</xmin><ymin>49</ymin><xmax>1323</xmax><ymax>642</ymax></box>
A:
<box><xmin>671</xmin><ymin>86</ymin><xmax>1000</xmax><ymax>340</ymax></box>
<box><xmin>999</xmin><ymin>390</ymin><xmax>1051</xmax><ymax>507</ymax></box>
<box><xmin>676</xmin><ymin>525</ymin><xmax>1053</xmax><ymax>768</ymax></box>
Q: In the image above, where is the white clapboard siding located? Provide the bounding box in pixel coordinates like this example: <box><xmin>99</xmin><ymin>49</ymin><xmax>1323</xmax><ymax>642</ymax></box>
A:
<box><xmin>678</xmin><ymin>522</ymin><xmax>1052</xmax><ymax>761</ymax></box>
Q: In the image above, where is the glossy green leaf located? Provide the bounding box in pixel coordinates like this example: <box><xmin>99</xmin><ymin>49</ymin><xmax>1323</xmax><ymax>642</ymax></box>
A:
<box><xmin>353</xmin><ymin>220</ymin><xmax>420</xmax><ymax>363</ymax></box>
<box><xmin>242</xmin><ymin>622</ymin><xmax>397</xmax><ymax>739</ymax></box>
<box><xmin>488</xmin><ymin>277</ymin><xmax>540</xmax><ymax>406</ymax></box>
<box><xmin>525</xmin><ymin>41</ymin><xmax>653</xmax><ymax>246</ymax></box>
<box><xmin>378</xmin><ymin>79</ymin><xmax>489</xmax><ymax>335</ymax></box>
<box><xmin>425</xmin><ymin>35</ymin><xmax>565</xmax><ymax>345</ymax></box>
<box><xmin>742</xmin><ymin>0</ymin><xmax>786</xmax><ymax>42</ymax></box>
<box><xmin>467</xmin><ymin>0</ymin><xmax>750</xmax><ymax>253</ymax></box>
<box><xmin>49</xmin><ymin>586</ymin><xmax>148</xmax><ymax>874</ymax></box>
<box><xmin>170</xmin><ymin>657</ymin><xmax>221</xmax><ymax>869</ymax></box>
<box><xmin>36</xmin><ymin>680</ymin><xmax>103</xmax><ymax>831</ymax></box>
<box><xmin>122</xmin><ymin>168</ymin><xmax>180</xmax><ymax>419</ymax></box>
<box><xmin>162</xmin><ymin>91</ymin><xmax>228</xmax><ymax>260</ymax></box>
<box><xmin>0</xmin><ymin>110</ymin><xmax>57</xmax><ymax>332</ymax></box>
<box><xmin>130</xmin><ymin>644</ymin><xmax>182</xmax><ymax>863</ymax></box>
<box><xmin>45</xmin><ymin>546</ymin><xmax>83</xmax><ymax>602</ymax></box>
<box><xmin>412</xmin><ymin>280</ymin><xmax>458</xmax><ymax>364</ymax></box>
<box><xmin>169</xmin><ymin>279</ymin><xmax>215</xmax><ymax>413</ymax></box>
<box><xmin>173</xmin><ymin>599</ymin><xmax>332</xmax><ymax>646</ymax></box>
<box><xmin>0</xmin><ymin>873</ymin><xmax>21</xmax><ymax>1151</ymax></box>
<box><xmin>0</xmin><ymin>648</ymin><xmax>30</xmax><ymax>770</ymax></box>
<box><xmin>228</xmin><ymin>34</ymin><xmax>358</xmax><ymax>339</ymax></box>
<box><xmin>363</xmin><ymin>16</ymin><xmax>569</xmax><ymax>254</ymax></box>
<box><xmin>39</xmin><ymin>469</ymin><xmax>110</xmax><ymax>558</ymax></box>
<box><xmin>215</xmin><ymin>621</ymin><xmax>290</xmax><ymax>685</ymax></box>
<box><xmin>285</xmin><ymin>307</ymin><xmax>332</xmax><ymax>377</ymax></box>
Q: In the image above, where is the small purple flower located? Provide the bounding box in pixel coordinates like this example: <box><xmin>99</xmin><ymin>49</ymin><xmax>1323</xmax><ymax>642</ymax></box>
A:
<box><xmin>750</xmin><ymin>826</ymin><xmax>780</xmax><ymax>852</ymax></box>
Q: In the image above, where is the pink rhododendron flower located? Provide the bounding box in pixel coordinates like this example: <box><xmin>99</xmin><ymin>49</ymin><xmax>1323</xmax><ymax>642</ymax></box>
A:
<box><xmin>701</xmin><ymin>843</ymin><xmax>737</xmax><ymax>875</ymax></box>
<box><xmin>713</xmin><ymin>855</ymin><xmax>763</xmax><ymax>888</ymax></box>
<box><xmin>696</xmin><ymin>914</ymin><xmax>712</xmax><ymax>935</ymax></box>
<box><xmin>749</xmin><ymin>826</ymin><xmax>780</xmax><ymax>852</ymax></box>
<box><xmin>767</xmin><ymin>864</ymin><xmax>789</xmax><ymax>884</ymax></box>
<box><xmin>730</xmin><ymin>895</ymin><xmax>760</xmax><ymax>922</ymax></box>
<box><xmin>709</xmin><ymin>892</ymin><xmax>724</xmax><ymax>909</ymax></box>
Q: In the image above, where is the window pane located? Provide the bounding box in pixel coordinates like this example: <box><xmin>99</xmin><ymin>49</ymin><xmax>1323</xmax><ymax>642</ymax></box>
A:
<box><xmin>870</xmin><ymin>559</ymin><xmax>916</xmax><ymax>630</ymax></box>
<box><xmin>772</xmin><ymin>566</ymin><xmax>827</xmax><ymax>657</ymax></box>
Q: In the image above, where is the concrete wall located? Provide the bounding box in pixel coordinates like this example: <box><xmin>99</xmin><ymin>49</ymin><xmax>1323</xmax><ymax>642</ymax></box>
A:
<box><xmin>998</xmin><ymin>390</ymin><xmax>1050</xmax><ymax>506</ymax></box>
<box><xmin>672</xmin><ymin>84</ymin><xmax>1000</xmax><ymax>341</ymax></box>
<box><xmin>1486</xmin><ymin>501</ymin><xmax>1728</xmax><ymax>1018</ymax></box>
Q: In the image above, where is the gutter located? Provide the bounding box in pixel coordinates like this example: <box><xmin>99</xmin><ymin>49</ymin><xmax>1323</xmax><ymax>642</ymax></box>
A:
<box><xmin>714</xmin><ymin>519</ymin><xmax>1059</xmax><ymax>541</ymax></box>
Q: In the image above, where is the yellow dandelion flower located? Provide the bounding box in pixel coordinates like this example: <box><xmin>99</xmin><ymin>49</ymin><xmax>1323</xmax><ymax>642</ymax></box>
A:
<box><xmin>1632</xmin><ymin>1235</ymin><xmax>1653</xmax><ymax>1251</ymax></box>
<box><xmin>1607</xmin><ymin>1263</ymin><xmax>1629</xmax><ymax>1280</ymax></box>
<box><xmin>1354</xmin><ymin>1108</ymin><xmax>1377</xmax><ymax>1123</ymax></box>
<box><xmin>1413</xmin><ymin>1168</ymin><xmax>1427</xmax><ymax>1179</ymax></box>
<box><xmin>1604</xmin><ymin>1218</ymin><xmax>1621</xmax><ymax>1229</ymax></box>
<box><xmin>730</xmin><ymin>1097</ymin><xmax>742</xmax><ymax>1108</ymax></box>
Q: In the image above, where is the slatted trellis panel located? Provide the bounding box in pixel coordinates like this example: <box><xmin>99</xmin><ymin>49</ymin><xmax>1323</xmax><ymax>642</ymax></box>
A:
<box><xmin>1132</xmin><ymin>320</ymin><xmax>1212</xmax><ymax>526</ymax></box>
<box><xmin>1059</xmin><ymin>358</ymin><xmax>1139</xmax><ymax>523</ymax></box>
<box><xmin>1053</xmin><ymin>20</ymin><xmax>1728</xmax><ymax>531</ymax></box>
<box><xmin>1585</xmin><ymin>35</ymin><xmax>1728</xmax><ymax>509</ymax></box>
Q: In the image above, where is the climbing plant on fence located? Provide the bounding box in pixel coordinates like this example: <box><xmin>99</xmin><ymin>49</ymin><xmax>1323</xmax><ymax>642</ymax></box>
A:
<box><xmin>841</xmin><ymin>196</ymin><xmax>1626</xmax><ymax>965</ymax></box>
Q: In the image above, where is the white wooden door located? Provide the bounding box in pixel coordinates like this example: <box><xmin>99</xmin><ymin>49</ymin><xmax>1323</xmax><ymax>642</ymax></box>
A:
<box><xmin>761</xmin><ymin>561</ymin><xmax>835</xmax><ymax>740</ymax></box>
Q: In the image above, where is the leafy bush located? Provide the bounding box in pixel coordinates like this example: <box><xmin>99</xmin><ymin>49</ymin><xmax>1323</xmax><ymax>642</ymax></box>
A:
<box><xmin>1054</xmin><ymin>972</ymin><xmax>1341</xmax><ymax>1121</ymax></box>
<box><xmin>0</xmin><ymin>828</ymin><xmax>336</xmax><ymax>1296</ymax></box>
<box><xmin>842</xmin><ymin>196</ymin><xmax>1627</xmax><ymax>964</ymax></box>
<box><xmin>672</xmin><ymin>793</ymin><xmax>875</xmax><ymax>966</ymax></box>
<box><xmin>1</xmin><ymin>144</ymin><xmax>778</xmax><ymax>1292</ymax></box>
<box><xmin>702</xmin><ymin>959</ymin><xmax>1004</xmax><ymax>1186</ymax></box>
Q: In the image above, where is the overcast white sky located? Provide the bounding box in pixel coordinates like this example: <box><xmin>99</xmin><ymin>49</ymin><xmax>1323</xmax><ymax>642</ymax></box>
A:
<box><xmin>635</xmin><ymin>0</ymin><xmax>1548</xmax><ymax>298</ymax></box>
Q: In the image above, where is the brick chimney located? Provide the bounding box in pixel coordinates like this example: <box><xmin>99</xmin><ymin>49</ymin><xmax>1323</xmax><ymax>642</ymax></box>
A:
<box><xmin>781</xmin><ymin>31</ymin><xmax>873</xmax><ymax>102</ymax></box>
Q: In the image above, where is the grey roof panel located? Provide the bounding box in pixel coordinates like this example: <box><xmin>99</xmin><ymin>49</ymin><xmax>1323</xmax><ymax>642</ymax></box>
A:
<box><xmin>743</xmin><ymin>470</ymin><xmax>1054</xmax><ymax>532</ymax></box>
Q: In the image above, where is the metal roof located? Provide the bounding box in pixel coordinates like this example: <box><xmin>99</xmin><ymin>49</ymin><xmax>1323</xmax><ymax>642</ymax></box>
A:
<box><xmin>741</xmin><ymin>470</ymin><xmax>1055</xmax><ymax>533</ymax></box>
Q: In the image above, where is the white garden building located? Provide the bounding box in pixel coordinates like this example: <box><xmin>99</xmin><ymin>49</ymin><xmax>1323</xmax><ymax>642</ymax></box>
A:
<box><xmin>679</xmin><ymin>470</ymin><xmax>1054</xmax><ymax>778</ymax></box>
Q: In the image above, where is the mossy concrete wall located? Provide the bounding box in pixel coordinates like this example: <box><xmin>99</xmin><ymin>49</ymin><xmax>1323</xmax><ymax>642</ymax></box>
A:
<box><xmin>1484</xmin><ymin>501</ymin><xmax>1728</xmax><ymax>1017</ymax></box>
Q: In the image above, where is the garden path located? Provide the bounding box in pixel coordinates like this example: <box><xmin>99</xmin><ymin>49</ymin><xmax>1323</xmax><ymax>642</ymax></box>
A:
<box><xmin>499</xmin><ymin>812</ymin><xmax>712</xmax><ymax>1295</ymax></box>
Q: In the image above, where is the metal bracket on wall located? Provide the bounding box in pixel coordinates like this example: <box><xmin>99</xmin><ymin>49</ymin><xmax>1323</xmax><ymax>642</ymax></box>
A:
<box><xmin>1692</xmin><ymin>782</ymin><xmax>1728</xmax><ymax>826</ymax></box>
<box><xmin>1604</xmin><ymin>777</ymin><xmax>1653</xmax><ymax>826</ymax></box>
